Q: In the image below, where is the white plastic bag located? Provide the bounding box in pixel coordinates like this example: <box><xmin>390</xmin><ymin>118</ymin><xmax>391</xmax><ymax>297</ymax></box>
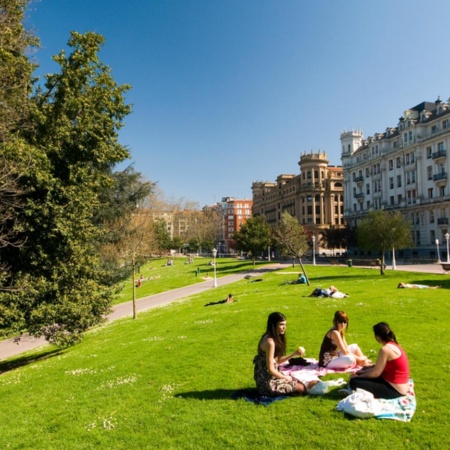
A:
<box><xmin>336</xmin><ymin>388</ymin><xmax>380</xmax><ymax>418</ymax></box>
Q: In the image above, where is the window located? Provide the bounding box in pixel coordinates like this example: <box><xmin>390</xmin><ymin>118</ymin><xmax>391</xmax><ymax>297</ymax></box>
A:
<box><xmin>427</xmin><ymin>166</ymin><xmax>433</xmax><ymax>180</ymax></box>
<box><xmin>366</xmin><ymin>167</ymin><xmax>370</xmax><ymax>177</ymax></box>
<box><xmin>396</xmin><ymin>157</ymin><xmax>401</xmax><ymax>168</ymax></box>
<box><xmin>390</xmin><ymin>196</ymin><xmax>394</xmax><ymax>205</ymax></box>
<box><xmin>397</xmin><ymin>175</ymin><xmax>402</xmax><ymax>187</ymax></box>
<box><xmin>440</xmin><ymin>186</ymin><xmax>446</xmax><ymax>197</ymax></box>
<box><xmin>366</xmin><ymin>183</ymin><xmax>370</xmax><ymax>194</ymax></box>
<box><xmin>389</xmin><ymin>177</ymin><xmax>394</xmax><ymax>189</ymax></box>
<box><xmin>427</xmin><ymin>147</ymin><xmax>432</xmax><ymax>158</ymax></box>
<box><xmin>389</xmin><ymin>159</ymin><xmax>393</xmax><ymax>170</ymax></box>
<box><xmin>438</xmin><ymin>142</ymin><xmax>445</xmax><ymax>152</ymax></box>
<box><xmin>428</xmin><ymin>188</ymin><xmax>433</xmax><ymax>199</ymax></box>
<box><xmin>430</xmin><ymin>211</ymin><xmax>435</xmax><ymax>224</ymax></box>
<box><xmin>432</xmin><ymin>125</ymin><xmax>437</xmax><ymax>133</ymax></box>
<box><xmin>443</xmin><ymin>119</ymin><xmax>449</xmax><ymax>129</ymax></box>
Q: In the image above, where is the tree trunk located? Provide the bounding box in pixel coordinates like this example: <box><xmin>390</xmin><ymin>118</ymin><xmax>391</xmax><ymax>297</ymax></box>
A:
<box><xmin>298</xmin><ymin>258</ymin><xmax>311</xmax><ymax>286</ymax></box>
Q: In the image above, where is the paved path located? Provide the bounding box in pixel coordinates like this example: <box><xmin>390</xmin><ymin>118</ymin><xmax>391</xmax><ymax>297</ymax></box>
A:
<box><xmin>1</xmin><ymin>262</ymin><xmax>446</xmax><ymax>360</ymax></box>
<box><xmin>0</xmin><ymin>263</ymin><xmax>289</xmax><ymax>360</ymax></box>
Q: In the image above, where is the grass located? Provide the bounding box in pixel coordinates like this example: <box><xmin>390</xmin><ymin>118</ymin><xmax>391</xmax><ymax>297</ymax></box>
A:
<box><xmin>1</xmin><ymin>265</ymin><xmax>449</xmax><ymax>449</ymax></box>
<box><xmin>114</xmin><ymin>256</ymin><xmax>273</xmax><ymax>304</ymax></box>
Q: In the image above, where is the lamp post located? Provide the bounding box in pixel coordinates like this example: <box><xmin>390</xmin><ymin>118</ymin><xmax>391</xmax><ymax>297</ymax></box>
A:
<box><xmin>435</xmin><ymin>239</ymin><xmax>441</xmax><ymax>263</ymax></box>
<box><xmin>446</xmin><ymin>233</ymin><xmax>450</xmax><ymax>263</ymax></box>
<box><xmin>212</xmin><ymin>248</ymin><xmax>217</xmax><ymax>287</ymax></box>
<box><xmin>312</xmin><ymin>235</ymin><xmax>316</xmax><ymax>266</ymax></box>
<box><xmin>392</xmin><ymin>246</ymin><xmax>396</xmax><ymax>270</ymax></box>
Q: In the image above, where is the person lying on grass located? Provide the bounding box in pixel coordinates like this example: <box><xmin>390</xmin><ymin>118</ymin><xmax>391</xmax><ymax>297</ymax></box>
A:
<box><xmin>318</xmin><ymin>310</ymin><xmax>371</xmax><ymax>369</ymax></box>
<box><xmin>204</xmin><ymin>294</ymin><xmax>236</xmax><ymax>306</ymax></box>
<box><xmin>308</xmin><ymin>286</ymin><xmax>349</xmax><ymax>298</ymax></box>
<box><xmin>253</xmin><ymin>312</ymin><xmax>317</xmax><ymax>396</ymax></box>
<box><xmin>348</xmin><ymin>322</ymin><xmax>410</xmax><ymax>399</ymax></box>
<box><xmin>397</xmin><ymin>282</ymin><xmax>441</xmax><ymax>289</ymax></box>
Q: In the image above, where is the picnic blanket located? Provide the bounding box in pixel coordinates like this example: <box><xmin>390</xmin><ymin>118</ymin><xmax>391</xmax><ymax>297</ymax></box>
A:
<box><xmin>336</xmin><ymin>379</ymin><xmax>416</xmax><ymax>421</ymax></box>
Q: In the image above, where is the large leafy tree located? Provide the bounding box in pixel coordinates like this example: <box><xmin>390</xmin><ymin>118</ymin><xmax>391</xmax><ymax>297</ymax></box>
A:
<box><xmin>233</xmin><ymin>216</ymin><xmax>272</xmax><ymax>264</ymax></box>
<box><xmin>0</xmin><ymin>0</ymin><xmax>37</xmax><ymax>255</ymax></box>
<box><xmin>357</xmin><ymin>210</ymin><xmax>414</xmax><ymax>275</ymax></box>
<box><xmin>272</xmin><ymin>212</ymin><xmax>310</xmax><ymax>284</ymax></box>
<box><xmin>0</xmin><ymin>28</ymin><xmax>135</xmax><ymax>345</ymax></box>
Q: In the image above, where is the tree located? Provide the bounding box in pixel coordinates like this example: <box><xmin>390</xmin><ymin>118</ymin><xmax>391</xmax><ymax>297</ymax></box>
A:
<box><xmin>357</xmin><ymin>210</ymin><xmax>414</xmax><ymax>275</ymax></box>
<box><xmin>0</xmin><ymin>30</ymin><xmax>134</xmax><ymax>345</ymax></box>
<box><xmin>0</xmin><ymin>0</ymin><xmax>37</xmax><ymax>265</ymax></box>
<box><xmin>272</xmin><ymin>212</ymin><xmax>311</xmax><ymax>284</ymax></box>
<box><xmin>233</xmin><ymin>216</ymin><xmax>272</xmax><ymax>265</ymax></box>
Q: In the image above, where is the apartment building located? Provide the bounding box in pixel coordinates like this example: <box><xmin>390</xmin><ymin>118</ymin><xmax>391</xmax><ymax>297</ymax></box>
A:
<box><xmin>341</xmin><ymin>97</ymin><xmax>450</xmax><ymax>259</ymax></box>
<box><xmin>217</xmin><ymin>197</ymin><xmax>253</xmax><ymax>254</ymax></box>
<box><xmin>251</xmin><ymin>151</ymin><xmax>344</xmax><ymax>251</ymax></box>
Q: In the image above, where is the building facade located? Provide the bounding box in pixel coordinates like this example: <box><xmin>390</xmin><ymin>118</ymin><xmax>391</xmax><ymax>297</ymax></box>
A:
<box><xmin>341</xmin><ymin>97</ymin><xmax>450</xmax><ymax>259</ymax></box>
<box><xmin>251</xmin><ymin>151</ymin><xmax>344</xmax><ymax>251</ymax></box>
<box><xmin>214</xmin><ymin>197</ymin><xmax>253</xmax><ymax>254</ymax></box>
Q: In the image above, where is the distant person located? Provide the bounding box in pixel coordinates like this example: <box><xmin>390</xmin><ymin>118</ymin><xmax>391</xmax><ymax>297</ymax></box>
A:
<box><xmin>397</xmin><ymin>282</ymin><xmax>441</xmax><ymax>289</ymax></box>
<box><xmin>308</xmin><ymin>286</ymin><xmax>348</xmax><ymax>298</ymax></box>
<box><xmin>318</xmin><ymin>311</ymin><xmax>370</xmax><ymax>369</ymax></box>
<box><xmin>253</xmin><ymin>312</ymin><xmax>310</xmax><ymax>396</ymax></box>
<box><xmin>204</xmin><ymin>294</ymin><xmax>236</xmax><ymax>307</ymax></box>
<box><xmin>348</xmin><ymin>322</ymin><xmax>410</xmax><ymax>399</ymax></box>
<box><xmin>295</xmin><ymin>273</ymin><xmax>307</xmax><ymax>284</ymax></box>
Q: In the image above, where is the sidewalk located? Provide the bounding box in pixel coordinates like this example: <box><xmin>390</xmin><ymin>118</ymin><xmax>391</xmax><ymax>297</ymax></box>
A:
<box><xmin>1</xmin><ymin>262</ymin><xmax>445</xmax><ymax>360</ymax></box>
<box><xmin>0</xmin><ymin>263</ymin><xmax>289</xmax><ymax>360</ymax></box>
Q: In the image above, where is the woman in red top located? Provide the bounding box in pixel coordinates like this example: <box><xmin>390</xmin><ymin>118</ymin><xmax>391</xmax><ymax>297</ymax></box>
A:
<box><xmin>348</xmin><ymin>322</ymin><xmax>410</xmax><ymax>399</ymax></box>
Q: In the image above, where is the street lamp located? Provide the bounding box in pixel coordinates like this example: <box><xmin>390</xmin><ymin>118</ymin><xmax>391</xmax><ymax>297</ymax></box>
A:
<box><xmin>212</xmin><ymin>248</ymin><xmax>217</xmax><ymax>287</ymax></box>
<box><xmin>445</xmin><ymin>233</ymin><xmax>450</xmax><ymax>263</ymax></box>
<box><xmin>312</xmin><ymin>235</ymin><xmax>316</xmax><ymax>266</ymax></box>
<box><xmin>435</xmin><ymin>239</ymin><xmax>441</xmax><ymax>263</ymax></box>
<box><xmin>392</xmin><ymin>246</ymin><xmax>396</xmax><ymax>270</ymax></box>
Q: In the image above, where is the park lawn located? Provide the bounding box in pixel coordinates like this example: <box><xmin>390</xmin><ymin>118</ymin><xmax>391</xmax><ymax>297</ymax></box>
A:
<box><xmin>113</xmin><ymin>256</ymin><xmax>273</xmax><ymax>305</ymax></box>
<box><xmin>0</xmin><ymin>265</ymin><xmax>449</xmax><ymax>449</ymax></box>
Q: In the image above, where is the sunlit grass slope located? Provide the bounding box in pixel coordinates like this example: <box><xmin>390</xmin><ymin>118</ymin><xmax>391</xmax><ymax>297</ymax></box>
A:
<box><xmin>1</xmin><ymin>266</ymin><xmax>448</xmax><ymax>449</ymax></box>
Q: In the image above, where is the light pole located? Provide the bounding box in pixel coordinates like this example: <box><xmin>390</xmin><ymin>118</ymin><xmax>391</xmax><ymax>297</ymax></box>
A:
<box><xmin>392</xmin><ymin>246</ymin><xmax>396</xmax><ymax>270</ymax></box>
<box><xmin>212</xmin><ymin>248</ymin><xmax>217</xmax><ymax>287</ymax></box>
<box><xmin>435</xmin><ymin>239</ymin><xmax>441</xmax><ymax>263</ymax></box>
<box><xmin>312</xmin><ymin>235</ymin><xmax>316</xmax><ymax>266</ymax></box>
<box><xmin>446</xmin><ymin>233</ymin><xmax>450</xmax><ymax>263</ymax></box>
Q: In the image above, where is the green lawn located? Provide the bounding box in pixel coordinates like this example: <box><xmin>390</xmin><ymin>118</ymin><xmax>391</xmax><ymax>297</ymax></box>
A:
<box><xmin>114</xmin><ymin>256</ymin><xmax>273</xmax><ymax>304</ymax></box>
<box><xmin>1</xmin><ymin>265</ymin><xmax>449</xmax><ymax>449</ymax></box>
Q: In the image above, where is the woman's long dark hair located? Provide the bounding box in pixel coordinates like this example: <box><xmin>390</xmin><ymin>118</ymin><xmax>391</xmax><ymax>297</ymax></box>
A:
<box><xmin>258</xmin><ymin>312</ymin><xmax>287</xmax><ymax>358</ymax></box>
<box><xmin>373</xmin><ymin>322</ymin><xmax>398</xmax><ymax>344</ymax></box>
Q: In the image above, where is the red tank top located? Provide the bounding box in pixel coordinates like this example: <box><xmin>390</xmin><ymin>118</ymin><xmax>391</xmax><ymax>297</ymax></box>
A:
<box><xmin>382</xmin><ymin>342</ymin><xmax>410</xmax><ymax>384</ymax></box>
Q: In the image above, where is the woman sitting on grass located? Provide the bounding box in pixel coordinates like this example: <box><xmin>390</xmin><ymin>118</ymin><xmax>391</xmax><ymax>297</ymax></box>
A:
<box><xmin>318</xmin><ymin>311</ymin><xmax>370</xmax><ymax>369</ymax></box>
<box><xmin>253</xmin><ymin>312</ymin><xmax>308</xmax><ymax>396</ymax></box>
<box><xmin>348</xmin><ymin>322</ymin><xmax>410</xmax><ymax>399</ymax></box>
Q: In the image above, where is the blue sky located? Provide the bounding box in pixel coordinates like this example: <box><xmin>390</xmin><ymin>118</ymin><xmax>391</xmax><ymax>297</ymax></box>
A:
<box><xmin>26</xmin><ymin>0</ymin><xmax>450</xmax><ymax>206</ymax></box>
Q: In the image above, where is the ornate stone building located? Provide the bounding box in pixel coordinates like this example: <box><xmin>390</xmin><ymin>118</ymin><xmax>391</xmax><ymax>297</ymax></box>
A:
<box><xmin>341</xmin><ymin>97</ymin><xmax>450</xmax><ymax>260</ymax></box>
<box><xmin>251</xmin><ymin>151</ymin><xmax>344</xmax><ymax>250</ymax></box>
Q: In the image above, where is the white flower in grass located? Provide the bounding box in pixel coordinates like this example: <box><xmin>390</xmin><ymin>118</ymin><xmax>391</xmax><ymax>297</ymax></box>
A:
<box><xmin>65</xmin><ymin>368</ymin><xmax>97</xmax><ymax>375</ymax></box>
<box><xmin>97</xmin><ymin>375</ymin><xmax>138</xmax><ymax>390</ymax></box>
<box><xmin>195</xmin><ymin>319</ymin><xmax>213</xmax><ymax>325</ymax></box>
<box><xmin>178</xmin><ymin>336</ymin><xmax>187</xmax><ymax>339</ymax></box>
<box><xmin>143</xmin><ymin>336</ymin><xmax>164</xmax><ymax>342</ymax></box>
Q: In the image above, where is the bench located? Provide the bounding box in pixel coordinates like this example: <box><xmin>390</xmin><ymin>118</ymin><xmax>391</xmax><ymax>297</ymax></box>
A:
<box><xmin>441</xmin><ymin>263</ymin><xmax>450</xmax><ymax>274</ymax></box>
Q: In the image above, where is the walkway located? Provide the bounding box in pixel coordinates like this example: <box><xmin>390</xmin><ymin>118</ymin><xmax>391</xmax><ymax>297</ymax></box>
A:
<box><xmin>0</xmin><ymin>263</ymin><xmax>289</xmax><ymax>360</ymax></box>
<box><xmin>1</xmin><ymin>262</ymin><xmax>446</xmax><ymax>360</ymax></box>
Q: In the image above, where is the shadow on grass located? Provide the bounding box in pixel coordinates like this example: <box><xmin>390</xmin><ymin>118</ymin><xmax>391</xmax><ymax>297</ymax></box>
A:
<box><xmin>175</xmin><ymin>388</ymin><xmax>241</xmax><ymax>400</ymax></box>
<box><xmin>0</xmin><ymin>348</ymin><xmax>63</xmax><ymax>375</ymax></box>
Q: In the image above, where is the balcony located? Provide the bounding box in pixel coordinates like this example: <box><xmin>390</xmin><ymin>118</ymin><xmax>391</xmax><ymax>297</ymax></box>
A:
<box><xmin>432</xmin><ymin>149</ymin><xmax>447</xmax><ymax>160</ymax></box>
<box><xmin>353</xmin><ymin>175</ymin><xmax>364</xmax><ymax>184</ymax></box>
<box><xmin>433</xmin><ymin>172</ymin><xmax>448</xmax><ymax>184</ymax></box>
<box><xmin>437</xmin><ymin>217</ymin><xmax>449</xmax><ymax>225</ymax></box>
